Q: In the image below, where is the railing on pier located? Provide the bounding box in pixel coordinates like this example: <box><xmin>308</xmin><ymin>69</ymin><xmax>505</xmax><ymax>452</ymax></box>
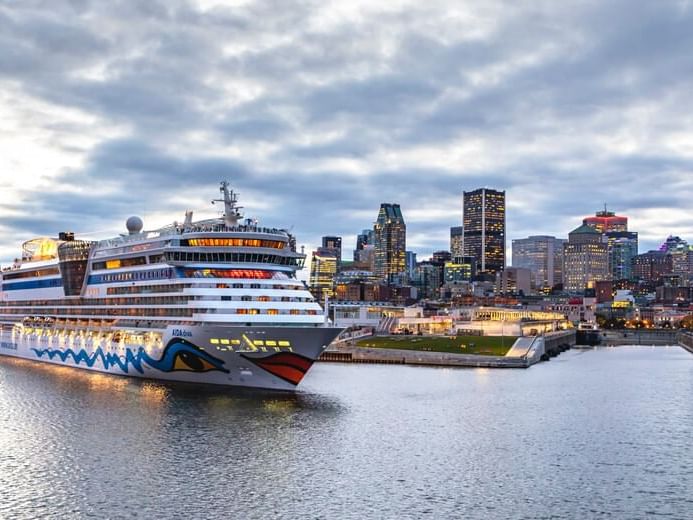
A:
<box><xmin>676</xmin><ymin>330</ymin><xmax>693</xmax><ymax>354</ymax></box>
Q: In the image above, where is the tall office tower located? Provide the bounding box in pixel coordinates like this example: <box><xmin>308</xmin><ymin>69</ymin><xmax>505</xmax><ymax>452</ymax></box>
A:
<box><xmin>496</xmin><ymin>267</ymin><xmax>532</xmax><ymax>296</ymax></box>
<box><xmin>632</xmin><ymin>251</ymin><xmax>673</xmax><ymax>283</ymax></box>
<box><xmin>669</xmin><ymin>243</ymin><xmax>693</xmax><ymax>276</ymax></box>
<box><xmin>462</xmin><ymin>188</ymin><xmax>506</xmax><ymax>274</ymax></box>
<box><xmin>309</xmin><ymin>248</ymin><xmax>338</xmax><ymax>300</ymax></box>
<box><xmin>659</xmin><ymin>237</ymin><xmax>693</xmax><ymax>280</ymax></box>
<box><xmin>661</xmin><ymin>235</ymin><xmax>687</xmax><ymax>253</ymax></box>
<box><xmin>430</xmin><ymin>251</ymin><xmax>452</xmax><ymax>291</ymax></box>
<box><xmin>412</xmin><ymin>261</ymin><xmax>442</xmax><ymax>299</ymax></box>
<box><xmin>563</xmin><ymin>224</ymin><xmax>610</xmax><ymax>293</ymax></box>
<box><xmin>405</xmin><ymin>251</ymin><xmax>417</xmax><ymax>279</ymax></box>
<box><xmin>605</xmin><ymin>231</ymin><xmax>638</xmax><ymax>281</ymax></box>
<box><xmin>431</xmin><ymin>251</ymin><xmax>452</xmax><ymax>265</ymax></box>
<box><xmin>583</xmin><ymin>208</ymin><xmax>628</xmax><ymax>233</ymax></box>
<box><xmin>354</xmin><ymin>229</ymin><xmax>374</xmax><ymax>261</ymax></box>
<box><xmin>450</xmin><ymin>226</ymin><xmax>464</xmax><ymax>258</ymax></box>
<box><xmin>582</xmin><ymin>208</ymin><xmax>636</xmax><ymax>281</ymax></box>
<box><xmin>355</xmin><ymin>244</ymin><xmax>376</xmax><ymax>271</ymax></box>
<box><xmin>444</xmin><ymin>256</ymin><xmax>476</xmax><ymax>283</ymax></box>
<box><xmin>511</xmin><ymin>235</ymin><xmax>566</xmax><ymax>290</ymax></box>
<box><xmin>373</xmin><ymin>203</ymin><xmax>406</xmax><ymax>283</ymax></box>
<box><xmin>321</xmin><ymin>236</ymin><xmax>342</xmax><ymax>266</ymax></box>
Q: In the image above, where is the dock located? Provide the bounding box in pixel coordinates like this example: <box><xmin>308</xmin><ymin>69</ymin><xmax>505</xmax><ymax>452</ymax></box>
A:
<box><xmin>601</xmin><ymin>329</ymin><xmax>678</xmax><ymax>346</ymax></box>
<box><xmin>320</xmin><ymin>330</ymin><xmax>576</xmax><ymax>368</ymax></box>
<box><xmin>676</xmin><ymin>331</ymin><xmax>693</xmax><ymax>354</ymax></box>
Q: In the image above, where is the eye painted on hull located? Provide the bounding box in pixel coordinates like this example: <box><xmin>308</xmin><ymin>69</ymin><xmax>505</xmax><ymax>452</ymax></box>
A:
<box><xmin>143</xmin><ymin>338</ymin><xmax>230</xmax><ymax>374</ymax></box>
<box><xmin>173</xmin><ymin>350</ymin><xmax>220</xmax><ymax>372</ymax></box>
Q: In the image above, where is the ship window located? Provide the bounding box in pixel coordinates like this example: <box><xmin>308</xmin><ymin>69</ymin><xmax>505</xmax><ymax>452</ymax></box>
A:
<box><xmin>2</xmin><ymin>267</ymin><xmax>61</xmax><ymax>280</ymax></box>
<box><xmin>183</xmin><ymin>238</ymin><xmax>284</xmax><ymax>249</ymax></box>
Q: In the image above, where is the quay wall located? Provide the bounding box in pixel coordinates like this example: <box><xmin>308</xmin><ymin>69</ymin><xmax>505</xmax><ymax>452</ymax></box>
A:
<box><xmin>320</xmin><ymin>346</ymin><xmax>529</xmax><ymax>368</ymax></box>
<box><xmin>676</xmin><ymin>331</ymin><xmax>693</xmax><ymax>354</ymax></box>
<box><xmin>320</xmin><ymin>330</ymin><xmax>575</xmax><ymax>368</ymax></box>
<box><xmin>601</xmin><ymin>329</ymin><xmax>678</xmax><ymax>346</ymax></box>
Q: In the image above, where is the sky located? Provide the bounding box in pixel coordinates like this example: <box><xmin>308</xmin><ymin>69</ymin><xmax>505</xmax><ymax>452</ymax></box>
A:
<box><xmin>1</xmin><ymin>0</ymin><xmax>692</xmax><ymax>265</ymax></box>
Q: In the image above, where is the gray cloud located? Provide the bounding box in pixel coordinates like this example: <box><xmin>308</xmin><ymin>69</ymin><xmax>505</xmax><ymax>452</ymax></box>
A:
<box><xmin>1</xmin><ymin>0</ymin><xmax>692</xmax><ymax>263</ymax></box>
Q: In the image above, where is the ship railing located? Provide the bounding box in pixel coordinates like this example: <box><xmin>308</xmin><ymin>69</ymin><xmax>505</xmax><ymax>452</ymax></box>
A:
<box><xmin>95</xmin><ymin>223</ymin><xmax>290</xmax><ymax>249</ymax></box>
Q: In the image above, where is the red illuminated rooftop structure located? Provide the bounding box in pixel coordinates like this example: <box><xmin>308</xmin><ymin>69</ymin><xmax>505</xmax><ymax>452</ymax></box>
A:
<box><xmin>583</xmin><ymin>206</ymin><xmax>628</xmax><ymax>233</ymax></box>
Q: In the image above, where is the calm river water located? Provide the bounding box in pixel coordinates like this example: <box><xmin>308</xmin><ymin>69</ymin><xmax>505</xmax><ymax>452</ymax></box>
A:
<box><xmin>0</xmin><ymin>346</ymin><xmax>691</xmax><ymax>519</ymax></box>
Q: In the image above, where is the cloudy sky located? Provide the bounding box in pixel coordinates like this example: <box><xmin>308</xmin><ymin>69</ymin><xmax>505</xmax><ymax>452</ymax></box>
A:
<box><xmin>1</xmin><ymin>0</ymin><xmax>692</xmax><ymax>266</ymax></box>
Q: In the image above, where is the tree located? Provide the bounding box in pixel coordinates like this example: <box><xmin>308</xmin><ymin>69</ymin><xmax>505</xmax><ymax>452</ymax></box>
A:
<box><xmin>679</xmin><ymin>314</ymin><xmax>693</xmax><ymax>330</ymax></box>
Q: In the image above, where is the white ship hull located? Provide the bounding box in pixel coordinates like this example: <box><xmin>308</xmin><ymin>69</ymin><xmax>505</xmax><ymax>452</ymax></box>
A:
<box><xmin>0</xmin><ymin>324</ymin><xmax>342</xmax><ymax>391</ymax></box>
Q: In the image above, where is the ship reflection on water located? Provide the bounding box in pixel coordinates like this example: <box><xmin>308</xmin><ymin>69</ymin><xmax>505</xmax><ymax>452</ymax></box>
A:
<box><xmin>0</xmin><ymin>355</ymin><xmax>343</xmax><ymax>414</ymax></box>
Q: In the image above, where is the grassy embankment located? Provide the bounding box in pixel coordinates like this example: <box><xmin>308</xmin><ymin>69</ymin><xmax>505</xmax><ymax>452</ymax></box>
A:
<box><xmin>356</xmin><ymin>335</ymin><xmax>516</xmax><ymax>356</ymax></box>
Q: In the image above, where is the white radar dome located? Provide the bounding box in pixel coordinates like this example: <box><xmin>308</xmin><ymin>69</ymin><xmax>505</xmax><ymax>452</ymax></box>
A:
<box><xmin>126</xmin><ymin>216</ymin><xmax>144</xmax><ymax>234</ymax></box>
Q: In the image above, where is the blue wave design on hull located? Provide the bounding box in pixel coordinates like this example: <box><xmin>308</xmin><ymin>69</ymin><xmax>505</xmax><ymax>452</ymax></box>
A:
<box><xmin>31</xmin><ymin>339</ymin><xmax>228</xmax><ymax>375</ymax></box>
<box><xmin>31</xmin><ymin>346</ymin><xmax>147</xmax><ymax>374</ymax></box>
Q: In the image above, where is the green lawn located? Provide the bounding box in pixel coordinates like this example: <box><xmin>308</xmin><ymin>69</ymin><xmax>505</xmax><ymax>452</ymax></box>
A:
<box><xmin>356</xmin><ymin>335</ymin><xmax>516</xmax><ymax>356</ymax></box>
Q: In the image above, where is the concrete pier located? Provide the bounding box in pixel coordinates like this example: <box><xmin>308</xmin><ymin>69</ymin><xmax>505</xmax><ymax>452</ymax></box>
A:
<box><xmin>601</xmin><ymin>329</ymin><xmax>678</xmax><ymax>346</ymax></box>
<box><xmin>676</xmin><ymin>331</ymin><xmax>693</xmax><ymax>354</ymax></box>
<box><xmin>320</xmin><ymin>330</ymin><xmax>576</xmax><ymax>368</ymax></box>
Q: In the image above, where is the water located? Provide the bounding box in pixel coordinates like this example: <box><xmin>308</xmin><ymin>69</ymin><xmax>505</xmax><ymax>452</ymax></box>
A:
<box><xmin>0</xmin><ymin>347</ymin><xmax>691</xmax><ymax>519</ymax></box>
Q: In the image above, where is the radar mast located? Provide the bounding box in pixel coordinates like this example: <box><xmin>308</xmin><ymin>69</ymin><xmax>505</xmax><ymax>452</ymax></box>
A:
<box><xmin>212</xmin><ymin>181</ymin><xmax>244</xmax><ymax>227</ymax></box>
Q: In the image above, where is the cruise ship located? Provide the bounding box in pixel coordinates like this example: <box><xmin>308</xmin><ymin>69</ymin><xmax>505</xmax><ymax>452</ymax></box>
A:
<box><xmin>0</xmin><ymin>182</ymin><xmax>342</xmax><ymax>390</ymax></box>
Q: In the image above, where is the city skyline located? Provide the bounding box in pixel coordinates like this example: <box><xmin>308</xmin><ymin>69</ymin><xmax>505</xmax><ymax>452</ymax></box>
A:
<box><xmin>0</xmin><ymin>181</ymin><xmax>689</xmax><ymax>266</ymax></box>
<box><xmin>1</xmin><ymin>1</ymin><xmax>692</xmax><ymax>263</ymax></box>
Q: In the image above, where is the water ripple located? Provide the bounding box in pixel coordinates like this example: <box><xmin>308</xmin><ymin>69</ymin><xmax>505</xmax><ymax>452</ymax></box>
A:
<box><xmin>0</xmin><ymin>347</ymin><xmax>691</xmax><ymax>519</ymax></box>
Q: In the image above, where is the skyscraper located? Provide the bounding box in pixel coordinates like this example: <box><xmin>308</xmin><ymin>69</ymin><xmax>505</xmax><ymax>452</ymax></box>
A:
<box><xmin>563</xmin><ymin>224</ymin><xmax>609</xmax><ymax>292</ymax></box>
<box><xmin>582</xmin><ymin>208</ymin><xmax>637</xmax><ymax>281</ymax></box>
<box><xmin>321</xmin><ymin>236</ymin><xmax>342</xmax><ymax>266</ymax></box>
<box><xmin>411</xmin><ymin>261</ymin><xmax>441</xmax><ymax>299</ymax></box>
<box><xmin>373</xmin><ymin>203</ymin><xmax>406</xmax><ymax>283</ymax></box>
<box><xmin>462</xmin><ymin>188</ymin><xmax>505</xmax><ymax>274</ymax></box>
<box><xmin>511</xmin><ymin>235</ymin><xmax>566</xmax><ymax>290</ymax></box>
<box><xmin>670</xmin><ymin>243</ymin><xmax>693</xmax><ymax>276</ymax></box>
<box><xmin>632</xmin><ymin>251</ymin><xmax>673</xmax><ymax>283</ymax></box>
<box><xmin>605</xmin><ymin>231</ymin><xmax>638</xmax><ymax>281</ymax></box>
<box><xmin>444</xmin><ymin>257</ymin><xmax>476</xmax><ymax>283</ymax></box>
<box><xmin>354</xmin><ymin>229</ymin><xmax>374</xmax><ymax>262</ymax></box>
<box><xmin>309</xmin><ymin>248</ymin><xmax>338</xmax><ymax>300</ymax></box>
<box><xmin>405</xmin><ymin>251</ymin><xmax>417</xmax><ymax>279</ymax></box>
<box><xmin>450</xmin><ymin>226</ymin><xmax>464</xmax><ymax>258</ymax></box>
<box><xmin>496</xmin><ymin>267</ymin><xmax>532</xmax><ymax>296</ymax></box>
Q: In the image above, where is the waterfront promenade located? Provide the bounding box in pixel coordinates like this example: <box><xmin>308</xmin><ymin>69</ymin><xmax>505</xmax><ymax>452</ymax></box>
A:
<box><xmin>320</xmin><ymin>330</ymin><xmax>575</xmax><ymax>368</ymax></box>
<box><xmin>677</xmin><ymin>330</ymin><xmax>693</xmax><ymax>354</ymax></box>
<box><xmin>601</xmin><ymin>328</ymin><xmax>678</xmax><ymax>346</ymax></box>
